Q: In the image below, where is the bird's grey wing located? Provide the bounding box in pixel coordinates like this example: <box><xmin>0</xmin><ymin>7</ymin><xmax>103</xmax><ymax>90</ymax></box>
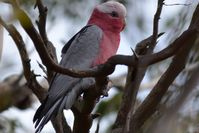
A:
<box><xmin>33</xmin><ymin>25</ymin><xmax>103</xmax><ymax>132</ymax></box>
<box><xmin>61</xmin><ymin>25</ymin><xmax>91</xmax><ymax>54</ymax></box>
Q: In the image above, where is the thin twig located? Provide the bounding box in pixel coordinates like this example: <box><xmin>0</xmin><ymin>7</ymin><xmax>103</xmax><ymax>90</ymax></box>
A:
<box><xmin>35</xmin><ymin>0</ymin><xmax>48</xmax><ymax>42</ymax></box>
<box><xmin>35</xmin><ymin>0</ymin><xmax>58</xmax><ymax>65</ymax></box>
<box><xmin>164</xmin><ymin>3</ymin><xmax>191</xmax><ymax>6</ymax></box>
<box><xmin>150</xmin><ymin>0</ymin><xmax>164</xmax><ymax>50</ymax></box>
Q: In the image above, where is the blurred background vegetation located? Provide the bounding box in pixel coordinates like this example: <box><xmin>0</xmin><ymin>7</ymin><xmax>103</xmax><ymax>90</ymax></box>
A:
<box><xmin>0</xmin><ymin>0</ymin><xmax>199</xmax><ymax>133</ymax></box>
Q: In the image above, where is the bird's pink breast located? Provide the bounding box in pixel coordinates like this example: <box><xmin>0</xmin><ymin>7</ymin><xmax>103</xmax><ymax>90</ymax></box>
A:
<box><xmin>92</xmin><ymin>31</ymin><xmax>120</xmax><ymax>66</ymax></box>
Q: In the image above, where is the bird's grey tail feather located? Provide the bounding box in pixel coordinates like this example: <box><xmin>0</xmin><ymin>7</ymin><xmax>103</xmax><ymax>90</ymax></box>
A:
<box><xmin>34</xmin><ymin>98</ymin><xmax>63</xmax><ymax>133</ymax></box>
<box><xmin>33</xmin><ymin>83</ymin><xmax>83</xmax><ymax>133</ymax></box>
<box><xmin>33</xmin><ymin>97</ymin><xmax>48</xmax><ymax>123</ymax></box>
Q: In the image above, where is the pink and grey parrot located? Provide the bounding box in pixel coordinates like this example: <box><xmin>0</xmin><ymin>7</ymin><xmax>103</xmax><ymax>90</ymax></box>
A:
<box><xmin>33</xmin><ymin>1</ymin><xmax>126</xmax><ymax>132</ymax></box>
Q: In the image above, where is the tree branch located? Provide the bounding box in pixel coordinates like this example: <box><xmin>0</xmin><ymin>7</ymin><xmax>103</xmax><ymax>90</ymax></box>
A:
<box><xmin>73</xmin><ymin>77</ymin><xmax>108</xmax><ymax>133</ymax></box>
<box><xmin>113</xmin><ymin>33</ymin><xmax>162</xmax><ymax>131</ymax></box>
<box><xmin>35</xmin><ymin>0</ymin><xmax>58</xmax><ymax>80</ymax></box>
<box><xmin>113</xmin><ymin>0</ymin><xmax>164</xmax><ymax>131</ymax></box>
<box><xmin>128</xmin><ymin>3</ymin><xmax>199</xmax><ymax>133</ymax></box>
<box><xmin>128</xmin><ymin>41</ymin><xmax>195</xmax><ymax>132</ymax></box>
<box><xmin>0</xmin><ymin>15</ymin><xmax>71</xmax><ymax>133</ymax></box>
<box><xmin>150</xmin><ymin>0</ymin><xmax>164</xmax><ymax>50</ymax></box>
<box><xmin>0</xmin><ymin>17</ymin><xmax>46</xmax><ymax>101</ymax></box>
<box><xmin>151</xmin><ymin>65</ymin><xmax>199</xmax><ymax>133</ymax></box>
<box><xmin>35</xmin><ymin>0</ymin><xmax>48</xmax><ymax>43</ymax></box>
<box><xmin>142</xmin><ymin>28</ymin><xmax>198</xmax><ymax>66</ymax></box>
<box><xmin>34</xmin><ymin>0</ymin><xmax>72</xmax><ymax>132</ymax></box>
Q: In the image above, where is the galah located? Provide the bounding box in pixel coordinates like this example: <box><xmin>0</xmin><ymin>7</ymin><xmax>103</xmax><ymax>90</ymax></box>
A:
<box><xmin>33</xmin><ymin>1</ymin><xmax>126</xmax><ymax>132</ymax></box>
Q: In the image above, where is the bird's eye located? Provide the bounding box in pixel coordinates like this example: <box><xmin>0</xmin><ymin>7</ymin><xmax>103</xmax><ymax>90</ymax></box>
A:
<box><xmin>110</xmin><ymin>11</ymin><xmax>119</xmax><ymax>17</ymax></box>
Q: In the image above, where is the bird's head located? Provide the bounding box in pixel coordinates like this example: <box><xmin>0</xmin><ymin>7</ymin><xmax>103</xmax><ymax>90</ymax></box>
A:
<box><xmin>88</xmin><ymin>1</ymin><xmax>126</xmax><ymax>33</ymax></box>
